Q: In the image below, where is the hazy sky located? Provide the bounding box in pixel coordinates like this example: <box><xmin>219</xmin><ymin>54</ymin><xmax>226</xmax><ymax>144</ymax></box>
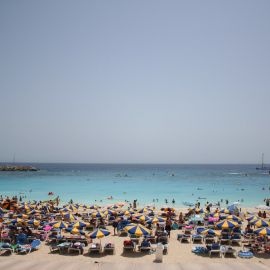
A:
<box><xmin>1</xmin><ymin>1</ymin><xmax>270</xmax><ymax>164</ymax></box>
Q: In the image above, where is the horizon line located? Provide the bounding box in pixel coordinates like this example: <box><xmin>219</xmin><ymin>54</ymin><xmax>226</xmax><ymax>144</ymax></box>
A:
<box><xmin>0</xmin><ymin>161</ymin><xmax>265</xmax><ymax>165</ymax></box>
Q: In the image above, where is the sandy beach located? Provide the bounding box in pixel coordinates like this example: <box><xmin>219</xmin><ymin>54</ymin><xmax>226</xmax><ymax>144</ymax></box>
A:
<box><xmin>0</xmin><ymin>207</ymin><xmax>270</xmax><ymax>270</ymax></box>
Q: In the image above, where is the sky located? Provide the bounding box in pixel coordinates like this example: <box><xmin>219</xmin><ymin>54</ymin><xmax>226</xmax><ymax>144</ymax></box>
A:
<box><xmin>0</xmin><ymin>0</ymin><xmax>270</xmax><ymax>164</ymax></box>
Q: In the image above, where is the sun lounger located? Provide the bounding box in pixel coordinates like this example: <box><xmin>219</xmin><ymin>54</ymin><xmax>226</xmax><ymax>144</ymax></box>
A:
<box><xmin>49</xmin><ymin>244</ymin><xmax>60</xmax><ymax>253</ymax></box>
<box><xmin>220</xmin><ymin>235</ymin><xmax>230</xmax><ymax>245</ymax></box>
<box><xmin>0</xmin><ymin>243</ymin><xmax>13</xmax><ymax>255</ymax></box>
<box><xmin>130</xmin><ymin>234</ymin><xmax>140</xmax><ymax>244</ymax></box>
<box><xmin>68</xmin><ymin>242</ymin><xmax>85</xmax><ymax>255</ymax></box>
<box><xmin>104</xmin><ymin>243</ymin><xmax>115</xmax><ymax>254</ymax></box>
<box><xmin>16</xmin><ymin>240</ymin><xmax>41</xmax><ymax>254</ymax></box>
<box><xmin>209</xmin><ymin>243</ymin><xmax>221</xmax><ymax>257</ymax></box>
<box><xmin>181</xmin><ymin>234</ymin><xmax>190</xmax><ymax>243</ymax></box>
<box><xmin>231</xmin><ymin>234</ymin><xmax>242</xmax><ymax>246</ymax></box>
<box><xmin>138</xmin><ymin>240</ymin><xmax>151</xmax><ymax>252</ymax></box>
<box><xmin>123</xmin><ymin>240</ymin><xmax>135</xmax><ymax>252</ymax></box>
<box><xmin>88</xmin><ymin>242</ymin><xmax>102</xmax><ymax>254</ymax></box>
<box><xmin>223</xmin><ymin>246</ymin><xmax>237</xmax><ymax>258</ymax></box>
<box><xmin>205</xmin><ymin>235</ymin><xmax>215</xmax><ymax>244</ymax></box>
<box><xmin>192</xmin><ymin>234</ymin><xmax>203</xmax><ymax>243</ymax></box>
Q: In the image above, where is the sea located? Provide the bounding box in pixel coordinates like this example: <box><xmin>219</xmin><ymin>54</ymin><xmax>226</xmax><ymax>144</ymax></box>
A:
<box><xmin>0</xmin><ymin>164</ymin><xmax>270</xmax><ymax>209</ymax></box>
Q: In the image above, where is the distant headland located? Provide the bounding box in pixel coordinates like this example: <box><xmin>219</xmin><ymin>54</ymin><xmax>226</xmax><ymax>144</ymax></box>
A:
<box><xmin>0</xmin><ymin>165</ymin><xmax>39</xmax><ymax>171</ymax></box>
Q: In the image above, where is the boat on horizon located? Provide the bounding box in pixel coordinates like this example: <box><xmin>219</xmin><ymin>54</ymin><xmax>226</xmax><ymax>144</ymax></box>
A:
<box><xmin>256</xmin><ymin>153</ymin><xmax>270</xmax><ymax>170</ymax></box>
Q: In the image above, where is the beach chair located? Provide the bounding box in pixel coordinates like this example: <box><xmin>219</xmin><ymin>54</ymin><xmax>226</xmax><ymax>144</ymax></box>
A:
<box><xmin>181</xmin><ymin>234</ymin><xmax>190</xmax><ymax>243</ymax></box>
<box><xmin>104</xmin><ymin>242</ymin><xmax>115</xmax><ymax>254</ymax></box>
<box><xmin>138</xmin><ymin>240</ymin><xmax>151</xmax><ymax>252</ymax></box>
<box><xmin>223</xmin><ymin>246</ymin><xmax>237</xmax><ymax>258</ymax></box>
<box><xmin>68</xmin><ymin>242</ymin><xmax>85</xmax><ymax>255</ymax></box>
<box><xmin>192</xmin><ymin>234</ymin><xmax>204</xmax><ymax>243</ymax></box>
<box><xmin>209</xmin><ymin>243</ymin><xmax>221</xmax><ymax>257</ymax></box>
<box><xmin>130</xmin><ymin>234</ymin><xmax>140</xmax><ymax>244</ymax></box>
<box><xmin>88</xmin><ymin>242</ymin><xmax>102</xmax><ymax>254</ymax></box>
<box><xmin>0</xmin><ymin>243</ymin><xmax>13</xmax><ymax>255</ymax></box>
<box><xmin>16</xmin><ymin>239</ymin><xmax>41</xmax><ymax>254</ymax></box>
<box><xmin>49</xmin><ymin>243</ymin><xmax>60</xmax><ymax>253</ymax></box>
<box><xmin>220</xmin><ymin>234</ymin><xmax>230</xmax><ymax>245</ymax></box>
<box><xmin>205</xmin><ymin>235</ymin><xmax>215</xmax><ymax>244</ymax></box>
<box><xmin>123</xmin><ymin>240</ymin><xmax>135</xmax><ymax>252</ymax></box>
<box><xmin>231</xmin><ymin>234</ymin><xmax>241</xmax><ymax>246</ymax></box>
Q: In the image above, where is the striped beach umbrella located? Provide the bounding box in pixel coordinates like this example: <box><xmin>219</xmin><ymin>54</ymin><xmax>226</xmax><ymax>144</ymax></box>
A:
<box><xmin>66</xmin><ymin>227</ymin><xmax>85</xmax><ymax>235</ymax></box>
<box><xmin>200</xmin><ymin>229</ymin><xmax>221</xmax><ymax>236</ymax></box>
<box><xmin>124</xmin><ymin>210</ymin><xmax>135</xmax><ymax>216</ymax></box>
<box><xmin>27</xmin><ymin>219</ymin><xmax>40</xmax><ymax>226</ymax></box>
<box><xmin>52</xmin><ymin>221</ymin><xmax>68</xmax><ymax>229</ymax></box>
<box><xmin>72</xmin><ymin>221</ymin><xmax>89</xmax><ymax>228</ymax></box>
<box><xmin>103</xmin><ymin>209</ymin><xmax>116</xmax><ymax>216</ymax></box>
<box><xmin>63</xmin><ymin>213</ymin><xmax>77</xmax><ymax>221</ymax></box>
<box><xmin>251</xmin><ymin>219</ymin><xmax>270</xmax><ymax>228</ymax></box>
<box><xmin>216</xmin><ymin>220</ymin><xmax>239</xmax><ymax>229</ymax></box>
<box><xmin>11</xmin><ymin>218</ymin><xmax>24</xmax><ymax>224</ymax></box>
<box><xmin>148</xmin><ymin>216</ymin><xmax>166</xmax><ymax>224</ymax></box>
<box><xmin>210</xmin><ymin>213</ymin><xmax>220</xmax><ymax>218</ymax></box>
<box><xmin>124</xmin><ymin>224</ymin><xmax>151</xmax><ymax>236</ymax></box>
<box><xmin>227</xmin><ymin>215</ymin><xmax>242</xmax><ymax>223</ymax></box>
<box><xmin>92</xmin><ymin>211</ymin><xmax>105</xmax><ymax>218</ymax></box>
<box><xmin>138</xmin><ymin>208</ymin><xmax>150</xmax><ymax>213</ymax></box>
<box><xmin>136</xmin><ymin>214</ymin><xmax>151</xmax><ymax>222</ymax></box>
<box><xmin>89</xmin><ymin>205</ymin><xmax>99</xmax><ymax>210</ymax></box>
<box><xmin>220</xmin><ymin>208</ymin><xmax>230</xmax><ymax>214</ymax></box>
<box><xmin>254</xmin><ymin>227</ymin><xmax>270</xmax><ymax>236</ymax></box>
<box><xmin>88</xmin><ymin>228</ymin><xmax>110</xmax><ymax>239</ymax></box>
<box><xmin>246</xmin><ymin>215</ymin><xmax>258</xmax><ymax>222</ymax></box>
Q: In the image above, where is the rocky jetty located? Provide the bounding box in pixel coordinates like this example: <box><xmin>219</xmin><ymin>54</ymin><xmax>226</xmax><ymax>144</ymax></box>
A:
<box><xmin>0</xmin><ymin>165</ymin><xmax>39</xmax><ymax>171</ymax></box>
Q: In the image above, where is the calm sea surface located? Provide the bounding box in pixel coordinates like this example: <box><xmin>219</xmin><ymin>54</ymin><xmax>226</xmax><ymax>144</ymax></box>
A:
<box><xmin>0</xmin><ymin>164</ymin><xmax>269</xmax><ymax>208</ymax></box>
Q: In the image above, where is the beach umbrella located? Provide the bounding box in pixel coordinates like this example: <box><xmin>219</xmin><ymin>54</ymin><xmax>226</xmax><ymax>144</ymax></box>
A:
<box><xmin>254</xmin><ymin>227</ymin><xmax>270</xmax><ymax>236</ymax></box>
<box><xmin>200</xmin><ymin>229</ymin><xmax>221</xmax><ymax>236</ymax></box>
<box><xmin>43</xmin><ymin>225</ymin><xmax>52</xmax><ymax>231</ymax></box>
<box><xmin>103</xmin><ymin>209</ymin><xmax>116</xmax><ymax>216</ymax></box>
<box><xmin>89</xmin><ymin>205</ymin><xmax>99</xmax><ymax>210</ymax></box>
<box><xmin>11</xmin><ymin>218</ymin><xmax>24</xmax><ymax>224</ymax></box>
<box><xmin>52</xmin><ymin>221</ymin><xmax>68</xmax><ymax>229</ymax></box>
<box><xmin>72</xmin><ymin>221</ymin><xmax>89</xmax><ymax>228</ymax></box>
<box><xmin>220</xmin><ymin>208</ymin><xmax>230</xmax><ymax>214</ymax></box>
<box><xmin>136</xmin><ymin>214</ymin><xmax>151</xmax><ymax>222</ymax></box>
<box><xmin>124</xmin><ymin>224</ymin><xmax>151</xmax><ymax>236</ymax></box>
<box><xmin>17</xmin><ymin>214</ymin><xmax>29</xmax><ymax>219</ymax></box>
<box><xmin>92</xmin><ymin>211</ymin><xmax>105</xmax><ymax>218</ymax></box>
<box><xmin>148</xmin><ymin>216</ymin><xmax>166</xmax><ymax>224</ymax></box>
<box><xmin>66</xmin><ymin>227</ymin><xmax>85</xmax><ymax>235</ymax></box>
<box><xmin>63</xmin><ymin>213</ymin><xmax>77</xmax><ymax>221</ymax></box>
<box><xmin>138</xmin><ymin>208</ymin><xmax>150</xmax><ymax>213</ymax></box>
<box><xmin>208</xmin><ymin>217</ymin><xmax>219</xmax><ymax>222</ymax></box>
<box><xmin>210</xmin><ymin>213</ymin><xmax>220</xmax><ymax>218</ymax></box>
<box><xmin>227</xmin><ymin>215</ymin><xmax>242</xmax><ymax>223</ymax></box>
<box><xmin>27</xmin><ymin>219</ymin><xmax>40</xmax><ymax>226</ymax></box>
<box><xmin>67</xmin><ymin>204</ymin><xmax>78</xmax><ymax>212</ymax></box>
<box><xmin>246</xmin><ymin>215</ymin><xmax>258</xmax><ymax>222</ymax></box>
<box><xmin>124</xmin><ymin>210</ymin><xmax>135</xmax><ymax>216</ymax></box>
<box><xmin>88</xmin><ymin>228</ymin><xmax>110</xmax><ymax>239</ymax></box>
<box><xmin>251</xmin><ymin>219</ymin><xmax>270</xmax><ymax>228</ymax></box>
<box><xmin>216</xmin><ymin>220</ymin><xmax>239</xmax><ymax>229</ymax></box>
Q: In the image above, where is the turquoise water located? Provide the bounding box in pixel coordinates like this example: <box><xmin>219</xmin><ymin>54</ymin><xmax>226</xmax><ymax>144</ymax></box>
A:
<box><xmin>0</xmin><ymin>164</ymin><xmax>270</xmax><ymax>208</ymax></box>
